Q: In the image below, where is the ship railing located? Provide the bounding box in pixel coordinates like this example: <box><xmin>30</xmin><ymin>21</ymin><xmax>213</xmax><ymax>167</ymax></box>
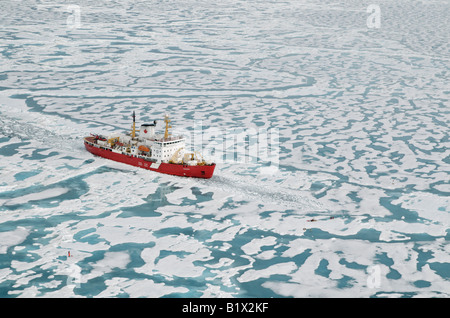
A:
<box><xmin>151</xmin><ymin>135</ymin><xmax>184</xmax><ymax>142</ymax></box>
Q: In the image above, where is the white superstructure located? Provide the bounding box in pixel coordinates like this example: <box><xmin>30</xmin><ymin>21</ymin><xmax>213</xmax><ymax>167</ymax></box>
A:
<box><xmin>104</xmin><ymin>113</ymin><xmax>200</xmax><ymax>164</ymax></box>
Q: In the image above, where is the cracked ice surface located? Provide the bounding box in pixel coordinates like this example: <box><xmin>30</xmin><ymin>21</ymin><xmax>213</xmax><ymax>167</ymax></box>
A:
<box><xmin>0</xmin><ymin>0</ymin><xmax>449</xmax><ymax>297</ymax></box>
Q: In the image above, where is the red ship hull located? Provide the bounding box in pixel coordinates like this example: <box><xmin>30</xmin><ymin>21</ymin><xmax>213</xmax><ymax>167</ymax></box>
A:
<box><xmin>84</xmin><ymin>137</ymin><xmax>215</xmax><ymax>179</ymax></box>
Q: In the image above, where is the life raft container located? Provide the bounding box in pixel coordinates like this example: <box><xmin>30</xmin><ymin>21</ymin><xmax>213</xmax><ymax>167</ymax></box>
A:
<box><xmin>138</xmin><ymin>145</ymin><xmax>150</xmax><ymax>152</ymax></box>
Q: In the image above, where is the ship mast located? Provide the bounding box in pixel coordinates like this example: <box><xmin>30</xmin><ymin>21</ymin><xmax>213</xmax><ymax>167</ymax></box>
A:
<box><xmin>131</xmin><ymin>111</ymin><xmax>136</xmax><ymax>138</ymax></box>
<box><xmin>164</xmin><ymin>114</ymin><xmax>171</xmax><ymax>140</ymax></box>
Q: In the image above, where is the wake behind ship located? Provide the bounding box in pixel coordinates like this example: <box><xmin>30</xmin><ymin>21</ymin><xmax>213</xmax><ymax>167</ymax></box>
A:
<box><xmin>84</xmin><ymin>112</ymin><xmax>215</xmax><ymax>178</ymax></box>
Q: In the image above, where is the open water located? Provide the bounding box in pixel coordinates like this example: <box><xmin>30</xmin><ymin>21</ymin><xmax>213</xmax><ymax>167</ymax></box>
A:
<box><xmin>0</xmin><ymin>0</ymin><xmax>449</xmax><ymax>297</ymax></box>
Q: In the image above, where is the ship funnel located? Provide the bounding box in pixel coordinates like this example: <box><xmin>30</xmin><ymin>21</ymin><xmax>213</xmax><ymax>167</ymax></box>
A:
<box><xmin>140</xmin><ymin>122</ymin><xmax>156</xmax><ymax>139</ymax></box>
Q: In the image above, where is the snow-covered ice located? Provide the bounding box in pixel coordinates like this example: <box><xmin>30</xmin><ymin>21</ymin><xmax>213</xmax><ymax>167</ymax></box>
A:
<box><xmin>0</xmin><ymin>0</ymin><xmax>449</xmax><ymax>297</ymax></box>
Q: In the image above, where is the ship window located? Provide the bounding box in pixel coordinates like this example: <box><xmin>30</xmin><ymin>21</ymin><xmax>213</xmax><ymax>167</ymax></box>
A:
<box><xmin>201</xmin><ymin>171</ymin><xmax>205</xmax><ymax>175</ymax></box>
